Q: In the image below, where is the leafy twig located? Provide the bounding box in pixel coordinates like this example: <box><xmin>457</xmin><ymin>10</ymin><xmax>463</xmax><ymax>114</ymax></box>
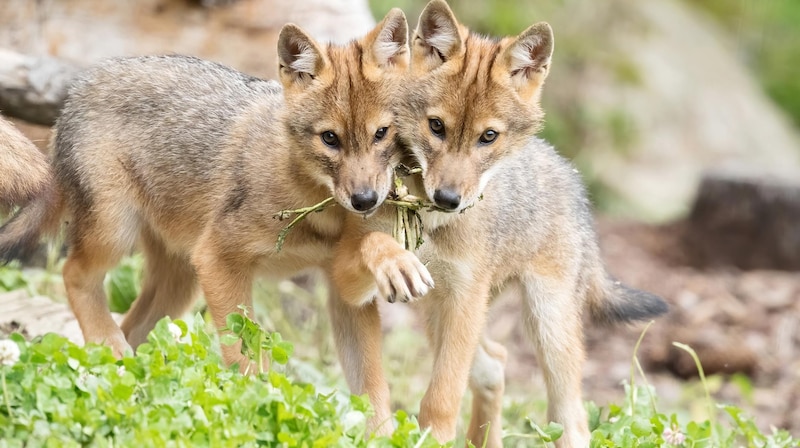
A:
<box><xmin>273</xmin><ymin>197</ymin><xmax>336</xmax><ymax>252</ymax></box>
<box><xmin>271</xmin><ymin>164</ymin><xmax>449</xmax><ymax>252</ymax></box>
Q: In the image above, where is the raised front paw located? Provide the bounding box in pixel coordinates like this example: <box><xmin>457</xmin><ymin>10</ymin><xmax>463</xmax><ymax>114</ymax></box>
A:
<box><xmin>372</xmin><ymin>251</ymin><xmax>434</xmax><ymax>303</ymax></box>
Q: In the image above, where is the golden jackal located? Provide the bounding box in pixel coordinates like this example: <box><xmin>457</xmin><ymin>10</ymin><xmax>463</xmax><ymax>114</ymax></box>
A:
<box><xmin>330</xmin><ymin>1</ymin><xmax>668</xmax><ymax>446</ymax></box>
<box><xmin>0</xmin><ymin>10</ymin><xmax>414</xmax><ymax>368</ymax></box>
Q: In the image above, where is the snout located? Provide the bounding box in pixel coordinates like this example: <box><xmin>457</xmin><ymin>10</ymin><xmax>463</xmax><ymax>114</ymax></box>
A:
<box><xmin>433</xmin><ymin>188</ymin><xmax>461</xmax><ymax>211</ymax></box>
<box><xmin>351</xmin><ymin>189</ymin><xmax>379</xmax><ymax>212</ymax></box>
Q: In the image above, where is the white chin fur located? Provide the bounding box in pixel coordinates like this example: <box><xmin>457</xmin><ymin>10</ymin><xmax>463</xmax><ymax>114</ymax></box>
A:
<box><xmin>421</xmin><ymin>207</ymin><xmax>459</xmax><ymax>230</ymax></box>
<box><xmin>477</xmin><ymin>163</ymin><xmax>500</xmax><ymax>195</ymax></box>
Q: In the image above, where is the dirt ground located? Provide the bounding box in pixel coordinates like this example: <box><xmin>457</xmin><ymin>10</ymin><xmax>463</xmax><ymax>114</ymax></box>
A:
<box><xmin>485</xmin><ymin>217</ymin><xmax>800</xmax><ymax>436</ymax></box>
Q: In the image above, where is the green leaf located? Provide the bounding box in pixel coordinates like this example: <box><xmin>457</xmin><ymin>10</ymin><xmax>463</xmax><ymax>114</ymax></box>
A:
<box><xmin>271</xmin><ymin>344</ymin><xmax>289</xmax><ymax>365</ymax></box>
<box><xmin>630</xmin><ymin>418</ymin><xmax>652</xmax><ymax>437</ymax></box>
<box><xmin>587</xmin><ymin>401</ymin><xmax>602</xmax><ymax>431</ymax></box>
<box><xmin>105</xmin><ymin>256</ymin><xmax>141</xmax><ymax>314</ymax></box>
<box><xmin>219</xmin><ymin>334</ymin><xmax>239</xmax><ymax>347</ymax></box>
<box><xmin>529</xmin><ymin>420</ymin><xmax>563</xmax><ymax>442</ymax></box>
<box><xmin>0</xmin><ymin>265</ymin><xmax>28</xmax><ymax>292</ymax></box>
<box><xmin>225</xmin><ymin>313</ymin><xmax>246</xmax><ymax>336</ymax></box>
<box><xmin>542</xmin><ymin>422</ymin><xmax>564</xmax><ymax>442</ymax></box>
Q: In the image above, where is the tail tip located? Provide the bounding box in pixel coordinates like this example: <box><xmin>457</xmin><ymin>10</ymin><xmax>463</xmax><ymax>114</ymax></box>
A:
<box><xmin>595</xmin><ymin>283</ymin><xmax>669</xmax><ymax>325</ymax></box>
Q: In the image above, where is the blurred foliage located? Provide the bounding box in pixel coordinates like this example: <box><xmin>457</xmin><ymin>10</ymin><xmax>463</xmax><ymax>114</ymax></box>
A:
<box><xmin>688</xmin><ymin>0</ymin><xmax>800</xmax><ymax>128</ymax></box>
<box><xmin>104</xmin><ymin>255</ymin><xmax>142</xmax><ymax>314</ymax></box>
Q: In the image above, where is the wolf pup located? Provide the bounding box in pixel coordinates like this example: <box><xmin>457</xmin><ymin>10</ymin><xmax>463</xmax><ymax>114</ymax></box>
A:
<box><xmin>0</xmin><ymin>10</ymin><xmax>416</xmax><ymax>369</ymax></box>
<box><xmin>329</xmin><ymin>1</ymin><xmax>668</xmax><ymax>446</ymax></box>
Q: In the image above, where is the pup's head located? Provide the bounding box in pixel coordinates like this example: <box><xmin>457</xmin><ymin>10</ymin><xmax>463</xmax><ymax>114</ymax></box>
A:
<box><xmin>277</xmin><ymin>9</ymin><xmax>409</xmax><ymax>214</ymax></box>
<box><xmin>399</xmin><ymin>0</ymin><xmax>553</xmax><ymax>212</ymax></box>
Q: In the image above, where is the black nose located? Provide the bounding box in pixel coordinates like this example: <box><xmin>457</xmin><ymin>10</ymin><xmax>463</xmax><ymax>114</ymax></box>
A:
<box><xmin>433</xmin><ymin>189</ymin><xmax>461</xmax><ymax>210</ymax></box>
<box><xmin>351</xmin><ymin>190</ymin><xmax>379</xmax><ymax>211</ymax></box>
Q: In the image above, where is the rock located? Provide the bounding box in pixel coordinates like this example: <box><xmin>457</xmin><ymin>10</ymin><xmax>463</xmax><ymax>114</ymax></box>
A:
<box><xmin>0</xmin><ymin>290</ymin><xmax>124</xmax><ymax>343</ymax></box>
<box><xmin>681</xmin><ymin>171</ymin><xmax>800</xmax><ymax>271</ymax></box>
<box><xmin>0</xmin><ymin>290</ymin><xmax>80</xmax><ymax>343</ymax></box>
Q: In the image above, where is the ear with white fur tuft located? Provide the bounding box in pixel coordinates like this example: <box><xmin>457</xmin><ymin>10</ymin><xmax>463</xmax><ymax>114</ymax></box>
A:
<box><xmin>412</xmin><ymin>0</ymin><xmax>463</xmax><ymax>70</ymax></box>
<box><xmin>277</xmin><ymin>24</ymin><xmax>326</xmax><ymax>88</ymax></box>
<box><xmin>506</xmin><ymin>22</ymin><xmax>554</xmax><ymax>101</ymax></box>
<box><xmin>369</xmin><ymin>8</ymin><xmax>409</xmax><ymax>70</ymax></box>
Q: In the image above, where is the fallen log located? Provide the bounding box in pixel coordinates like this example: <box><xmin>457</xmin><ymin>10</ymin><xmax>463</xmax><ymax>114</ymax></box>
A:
<box><xmin>0</xmin><ymin>49</ymin><xmax>80</xmax><ymax>126</ymax></box>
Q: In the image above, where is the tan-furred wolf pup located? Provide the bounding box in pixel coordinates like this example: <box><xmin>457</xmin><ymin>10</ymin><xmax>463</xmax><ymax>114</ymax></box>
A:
<box><xmin>0</xmin><ymin>10</ymin><xmax>421</xmax><ymax>368</ymax></box>
<box><xmin>330</xmin><ymin>1</ymin><xmax>668</xmax><ymax>446</ymax></box>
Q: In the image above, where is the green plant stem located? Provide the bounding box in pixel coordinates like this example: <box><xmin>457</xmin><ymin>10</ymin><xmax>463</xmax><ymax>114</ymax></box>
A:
<box><xmin>412</xmin><ymin>427</ymin><xmax>431</xmax><ymax>448</ymax></box>
<box><xmin>273</xmin><ymin>197</ymin><xmax>336</xmax><ymax>252</ymax></box>
<box><xmin>629</xmin><ymin>320</ymin><xmax>656</xmax><ymax>416</ymax></box>
<box><xmin>673</xmin><ymin>342</ymin><xmax>717</xmax><ymax>444</ymax></box>
<box><xmin>2</xmin><ymin>370</ymin><xmax>11</xmax><ymax>417</ymax></box>
<box><xmin>385</xmin><ymin>199</ymin><xmax>437</xmax><ymax>210</ymax></box>
<box><xmin>481</xmin><ymin>422</ymin><xmax>491</xmax><ymax>448</ymax></box>
<box><xmin>401</xmin><ymin>208</ymin><xmax>411</xmax><ymax>250</ymax></box>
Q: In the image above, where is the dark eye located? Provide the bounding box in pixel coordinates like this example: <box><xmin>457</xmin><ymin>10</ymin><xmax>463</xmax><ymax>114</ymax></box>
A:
<box><xmin>321</xmin><ymin>131</ymin><xmax>339</xmax><ymax>148</ymax></box>
<box><xmin>374</xmin><ymin>127</ymin><xmax>388</xmax><ymax>141</ymax></box>
<box><xmin>479</xmin><ymin>129</ymin><xmax>498</xmax><ymax>145</ymax></box>
<box><xmin>429</xmin><ymin>118</ymin><xmax>445</xmax><ymax>137</ymax></box>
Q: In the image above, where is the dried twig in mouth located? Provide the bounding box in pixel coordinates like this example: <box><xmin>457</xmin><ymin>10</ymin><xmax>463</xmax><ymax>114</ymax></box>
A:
<box><xmin>272</xmin><ymin>164</ymin><xmax>442</xmax><ymax>253</ymax></box>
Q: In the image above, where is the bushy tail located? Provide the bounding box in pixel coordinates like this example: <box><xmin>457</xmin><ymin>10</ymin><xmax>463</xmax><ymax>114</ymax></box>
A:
<box><xmin>0</xmin><ymin>120</ymin><xmax>65</xmax><ymax>263</ymax></box>
<box><xmin>588</xmin><ymin>274</ymin><xmax>669</xmax><ymax>326</ymax></box>
<box><xmin>0</xmin><ymin>117</ymin><xmax>53</xmax><ymax>212</ymax></box>
<box><xmin>0</xmin><ymin>184</ymin><xmax>64</xmax><ymax>264</ymax></box>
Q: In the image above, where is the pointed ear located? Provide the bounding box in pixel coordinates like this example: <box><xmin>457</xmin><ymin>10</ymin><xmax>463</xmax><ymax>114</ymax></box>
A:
<box><xmin>505</xmin><ymin>22</ymin><xmax>554</xmax><ymax>101</ymax></box>
<box><xmin>412</xmin><ymin>0</ymin><xmax>463</xmax><ymax>70</ymax></box>
<box><xmin>363</xmin><ymin>8</ymin><xmax>409</xmax><ymax>71</ymax></box>
<box><xmin>277</xmin><ymin>24</ymin><xmax>327</xmax><ymax>89</ymax></box>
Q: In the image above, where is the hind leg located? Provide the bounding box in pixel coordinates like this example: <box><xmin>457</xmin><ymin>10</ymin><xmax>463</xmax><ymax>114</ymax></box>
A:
<box><xmin>121</xmin><ymin>227</ymin><xmax>198</xmax><ymax>348</ymax></box>
<box><xmin>467</xmin><ymin>335</ymin><xmax>507</xmax><ymax>448</ymax></box>
<box><xmin>521</xmin><ymin>273</ymin><xmax>589</xmax><ymax>448</ymax></box>
<box><xmin>63</xmin><ymin>215</ymin><xmax>133</xmax><ymax>357</ymax></box>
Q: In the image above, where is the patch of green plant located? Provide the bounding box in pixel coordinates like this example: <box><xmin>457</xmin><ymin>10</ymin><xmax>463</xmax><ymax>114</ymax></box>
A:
<box><xmin>496</xmin><ymin>324</ymin><xmax>799</xmax><ymax>447</ymax></box>
<box><xmin>0</xmin><ymin>259</ymin><xmax>64</xmax><ymax>299</ymax></box>
<box><xmin>584</xmin><ymin>383</ymin><xmax>797</xmax><ymax>447</ymax></box>
<box><xmin>0</xmin><ymin>263</ymin><xmax>28</xmax><ymax>293</ymax></box>
<box><xmin>0</xmin><ymin>314</ymin><xmax>441</xmax><ymax>447</ymax></box>
<box><xmin>2</xmin><ymin>266</ymin><xmax>797</xmax><ymax>446</ymax></box>
<box><xmin>104</xmin><ymin>255</ymin><xmax>142</xmax><ymax>314</ymax></box>
<box><xmin>585</xmin><ymin>337</ymin><xmax>797</xmax><ymax>448</ymax></box>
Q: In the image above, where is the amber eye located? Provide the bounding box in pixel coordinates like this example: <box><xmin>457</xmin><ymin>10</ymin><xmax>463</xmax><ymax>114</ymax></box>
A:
<box><xmin>479</xmin><ymin>129</ymin><xmax>498</xmax><ymax>145</ymax></box>
<box><xmin>321</xmin><ymin>131</ymin><xmax>339</xmax><ymax>148</ymax></box>
<box><xmin>428</xmin><ymin>118</ymin><xmax>445</xmax><ymax>137</ymax></box>
<box><xmin>374</xmin><ymin>127</ymin><xmax>388</xmax><ymax>141</ymax></box>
